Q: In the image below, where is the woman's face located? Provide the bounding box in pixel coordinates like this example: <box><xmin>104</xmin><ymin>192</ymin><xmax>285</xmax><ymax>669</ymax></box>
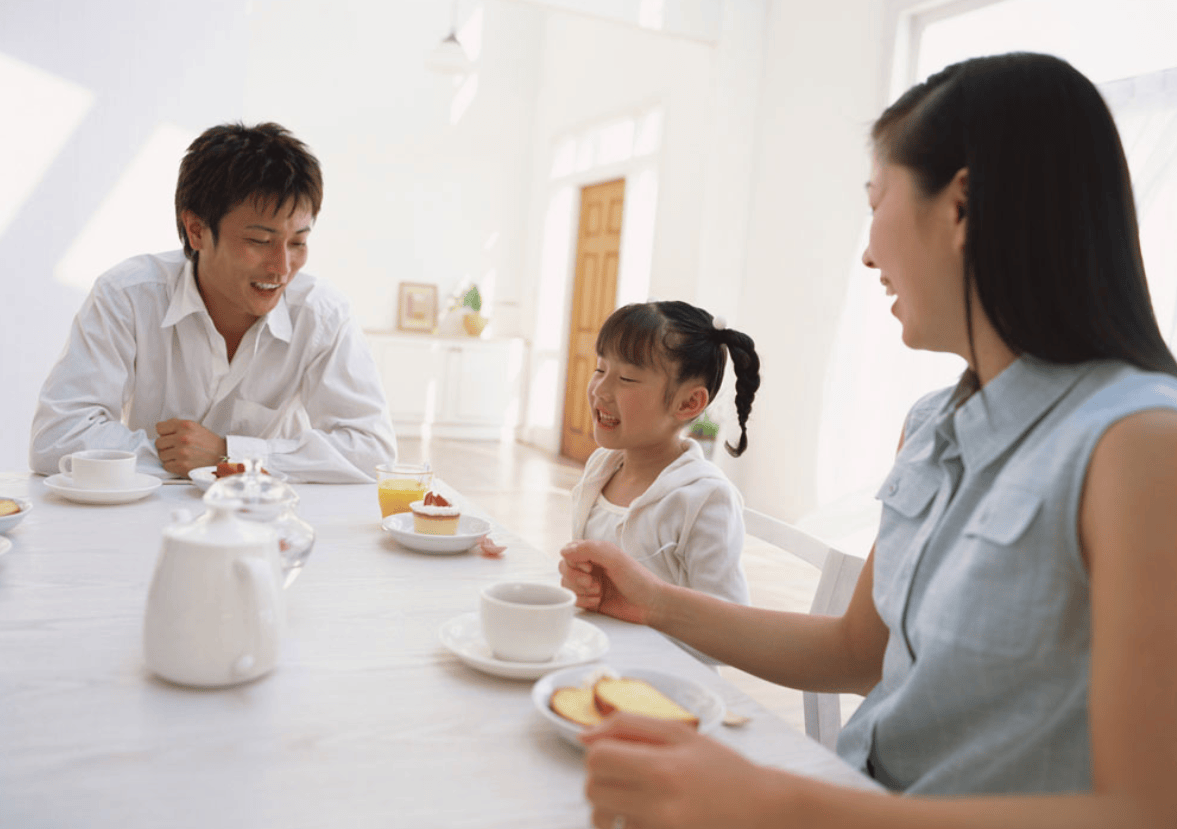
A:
<box><xmin>862</xmin><ymin>157</ymin><xmax>969</xmax><ymax>357</ymax></box>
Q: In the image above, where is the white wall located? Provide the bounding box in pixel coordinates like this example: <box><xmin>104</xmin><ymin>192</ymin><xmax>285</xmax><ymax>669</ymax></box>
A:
<box><xmin>0</xmin><ymin>0</ymin><xmax>543</xmax><ymax>471</ymax></box>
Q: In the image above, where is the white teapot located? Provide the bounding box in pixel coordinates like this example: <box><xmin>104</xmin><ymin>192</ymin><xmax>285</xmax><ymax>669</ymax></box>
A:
<box><xmin>143</xmin><ymin>500</ymin><xmax>285</xmax><ymax>687</ymax></box>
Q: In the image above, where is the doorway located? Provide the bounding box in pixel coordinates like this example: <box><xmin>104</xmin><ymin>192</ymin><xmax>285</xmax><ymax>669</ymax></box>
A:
<box><xmin>560</xmin><ymin>178</ymin><xmax>626</xmax><ymax>463</ymax></box>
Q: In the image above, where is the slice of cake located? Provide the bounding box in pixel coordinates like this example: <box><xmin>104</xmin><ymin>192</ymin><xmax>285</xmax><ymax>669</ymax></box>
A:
<box><xmin>410</xmin><ymin>492</ymin><xmax>461</xmax><ymax>535</ymax></box>
<box><xmin>0</xmin><ymin>498</ymin><xmax>20</xmax><ymax>517</ymax></box>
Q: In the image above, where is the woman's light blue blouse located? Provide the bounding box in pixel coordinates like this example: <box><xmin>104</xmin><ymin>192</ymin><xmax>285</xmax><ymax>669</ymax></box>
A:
<box><xmin>836</xmin><ymin>356</ymin><xmax>1177</xmax><ymax>795</ymax></box>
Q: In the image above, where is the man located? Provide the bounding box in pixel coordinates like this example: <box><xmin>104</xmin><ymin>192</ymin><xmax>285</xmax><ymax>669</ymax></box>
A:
<box><xmin>30</xmin><ymin>122</ymin><xmax>397</xmax><ymax>483</ymax></box>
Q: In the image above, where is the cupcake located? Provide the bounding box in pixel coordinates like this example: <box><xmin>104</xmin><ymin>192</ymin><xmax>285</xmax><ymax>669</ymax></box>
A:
<box><xmin>410</xmin><ymin>492</ymin><xmax>461</xmax><ymax>535</ymax></box>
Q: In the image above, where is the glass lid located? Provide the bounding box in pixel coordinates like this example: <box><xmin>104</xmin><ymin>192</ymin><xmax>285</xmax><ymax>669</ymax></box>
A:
<box><xmin>203</xmin><ymin>457</ymin><xmax>296</xmax><ymax>520</ymax></box>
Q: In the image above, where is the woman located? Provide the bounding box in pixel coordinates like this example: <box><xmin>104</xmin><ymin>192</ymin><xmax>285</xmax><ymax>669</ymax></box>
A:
<box><xmin>560</xmin><ymin>53</ymin><xmax>1177</xmax><ymax>828</ymax></box>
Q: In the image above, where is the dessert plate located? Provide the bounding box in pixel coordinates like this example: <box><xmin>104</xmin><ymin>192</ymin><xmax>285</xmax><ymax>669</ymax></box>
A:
<box><xmin>531</xmin><ymin>665</ymin><xmax>725</xmax><ymax>747</ymax></box>
<box><xmin>381</xmin><ymin>513</ymin><xmax>490</xmax><ymax>554</ymax></box>
<box><xmin>0</xmin><ymin>536</ymin><xmax>11</xmax><ymax>557</ymax></box>
<box><xmin>439</xmin><ymin>612</ymin><xmax>609</xmax><ymax>680</ymax></box>
<box><xmin>188</xmin><ymin>466</ymin><xmax>288</xmax><ymax>492</ymax></box>
<box><xmin>44</xmin><ymin>473</ymin><xmax>162</xmax><ymax>505</ymax></box>
<box><xmin>0</xmin><ymin>498</ymin><xmax>32</xmax><ymax>533</ymax></box>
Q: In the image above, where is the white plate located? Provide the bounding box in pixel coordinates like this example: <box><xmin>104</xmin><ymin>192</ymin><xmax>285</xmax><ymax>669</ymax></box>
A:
<box><xmin>439</xmin><ymin>612</ymin><xmax>609</xmax><ymax>680</ymax></box>
<box><xmin>189</xmin><ymin>466</ymin><xmax>288</xmax><ymax>492</ymax></box>
<box><xmin>44</xmin><ymin>473</ymin><xmax>162</xmax><ymax>505</ymax></box>
<box><xmin>0</xmin><ymin>536</ymin><xmax>11</xmax><ymax>557</ymax></box>
<box><xmin>381</xmin><ymin>512</ymin><xmax>491</xmax><ymax>554</ymax></box>
<box><xmin>531</xmin><ymin>665</ymin><xmax>725</xmax><ymax>747</ymax></box>
<box><xmin>0</xmin><ymin>498</ymin><xmax>31</xmax><ymax>533</ymax></box>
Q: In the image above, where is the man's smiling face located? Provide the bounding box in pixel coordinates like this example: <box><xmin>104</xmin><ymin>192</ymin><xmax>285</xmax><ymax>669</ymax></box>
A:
<box><xmin>183</xmin><ymin>197</ymin><xmax>313</xmax><ymax>333</ymax></box>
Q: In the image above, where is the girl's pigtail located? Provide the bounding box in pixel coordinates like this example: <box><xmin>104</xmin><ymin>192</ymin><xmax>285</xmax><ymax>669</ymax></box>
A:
<box><xmin>718</xmin><ymin>329</ymin><xmax>760</xmax><ymax>457</ymax></box>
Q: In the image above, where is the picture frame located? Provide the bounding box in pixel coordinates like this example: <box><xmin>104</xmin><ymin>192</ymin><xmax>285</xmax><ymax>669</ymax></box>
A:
<box><xmin>396</xmin><ymin>282</ymin><xmax>439</xmax><ymax>333</ymax></box>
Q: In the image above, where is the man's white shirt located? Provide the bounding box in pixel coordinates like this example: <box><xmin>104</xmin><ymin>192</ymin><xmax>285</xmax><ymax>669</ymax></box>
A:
<box><xmin>30</xmin><ymin>250</ymin><xmax>397</xmax><ymax>482</ymax></box>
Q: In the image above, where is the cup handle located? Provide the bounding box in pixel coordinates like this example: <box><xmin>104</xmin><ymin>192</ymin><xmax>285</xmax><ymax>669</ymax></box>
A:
<box><xmin>58</xmin><ymin>455</ymin><xmax>72</xmax><ymax>475</ymax></box>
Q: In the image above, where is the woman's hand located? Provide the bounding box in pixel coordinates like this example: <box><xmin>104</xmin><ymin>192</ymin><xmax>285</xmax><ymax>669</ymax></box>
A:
<box><xmin>559</xmin><ymin>540</ymin><xmax>664</xmax><ymax>625</ymax></box>
<box><xmin>580</xmin><ymin>714</ymin><xmax>786</xmax><ymax>829</ymax></box>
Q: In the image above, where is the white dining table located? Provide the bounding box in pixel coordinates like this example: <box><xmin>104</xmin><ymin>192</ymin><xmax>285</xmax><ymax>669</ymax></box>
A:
<box><xmin>0</xmin><ymin>470</ymin><xmax>879</xmax><ymax>828</ymax></box>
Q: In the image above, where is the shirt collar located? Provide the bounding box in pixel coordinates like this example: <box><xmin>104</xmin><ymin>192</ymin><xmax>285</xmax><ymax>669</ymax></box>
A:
<box><xmin>950</xmin><ymin>355</ymin><xmax>1090</xmax><ymax>472</ymax></box>
<box><xmin>160</xmin><ymin>256</ymin><xmax>294</xmax><ymax>343</ymax></box>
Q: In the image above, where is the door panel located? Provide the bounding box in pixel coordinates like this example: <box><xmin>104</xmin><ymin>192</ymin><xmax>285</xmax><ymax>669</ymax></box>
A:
<box><xmin>560</xmin><ymin>178</ymin><xmax>625</xmax><ymax>463</ymax></box>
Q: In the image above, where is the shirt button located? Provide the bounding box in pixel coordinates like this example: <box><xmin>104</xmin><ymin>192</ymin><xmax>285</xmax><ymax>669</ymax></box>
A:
<box><xmin>888</xmin><ymin>482</ymin><xmax>898</xmax><ymax>495</ymax></box>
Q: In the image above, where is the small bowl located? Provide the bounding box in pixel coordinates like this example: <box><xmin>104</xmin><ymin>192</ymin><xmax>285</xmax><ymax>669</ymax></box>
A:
<box><xmin>0</xmin><ymin>497</ymin><xmax>32</xmax><ymax>534</ymax></box>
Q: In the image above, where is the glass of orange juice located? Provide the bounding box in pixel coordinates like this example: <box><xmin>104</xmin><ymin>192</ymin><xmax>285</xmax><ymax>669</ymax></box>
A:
<box><xmin>376</xmin><ymin>462</ymin><xmax>433</xmax><ymax>518</ymax></box>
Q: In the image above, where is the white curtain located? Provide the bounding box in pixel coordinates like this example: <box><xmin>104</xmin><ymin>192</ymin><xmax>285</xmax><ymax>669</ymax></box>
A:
<box><xmin>1102</xmin><ymin>67</ymin><xmax>1177</xmax><ymax>344</ymax></box>
<box><xmin>810</xmin><ymin>65</ymin><xmax>1177</xmax><ymax>526</ymax></box>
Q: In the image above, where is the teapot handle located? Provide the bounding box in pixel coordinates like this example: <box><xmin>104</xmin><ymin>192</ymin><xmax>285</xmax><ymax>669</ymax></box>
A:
<box><xmin>233</xmin><ymin>556</ymin><xmax>283</xmax><ymax>678</ymax></box>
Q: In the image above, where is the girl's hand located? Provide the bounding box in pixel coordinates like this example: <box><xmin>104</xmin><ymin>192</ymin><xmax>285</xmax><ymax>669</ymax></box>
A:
<box><xmin>580</xmin><ymin>714</ymin><xmax>784</xmax><ymax>829</ymax></box>
<box><xmin>559</xmin><ymin>540</ymin><xmax>663</xmax><ymax>625</ymax></box>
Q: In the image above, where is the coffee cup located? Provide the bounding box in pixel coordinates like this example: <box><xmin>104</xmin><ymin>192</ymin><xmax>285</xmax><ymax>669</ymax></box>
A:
<box><xmin>480</xmin><ymin>581</ymin><xmax>576</xmax><ymax>662</ymax></box>
<box><xmin>58</xmin><ymin>450</ymin><xmax>138</xmax><ymax>490</ymax></box>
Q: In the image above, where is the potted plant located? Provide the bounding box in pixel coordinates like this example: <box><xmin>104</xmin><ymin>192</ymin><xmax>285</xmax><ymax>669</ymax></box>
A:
<box><xmin>461</xmin><ymin>285</ymin><xmax>488</xmax><ymax>337</ymax></box>
<box><xmin>687</xmin><ymin>409</ymin><xmax>720</xmax><ymax>452</ymax></box>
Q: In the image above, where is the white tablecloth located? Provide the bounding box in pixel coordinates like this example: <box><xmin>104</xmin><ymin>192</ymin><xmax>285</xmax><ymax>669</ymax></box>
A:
<box><xmin>0</xmin><ymin>472</ymin><xmax>878</xmax><ymax>828</ymax></box>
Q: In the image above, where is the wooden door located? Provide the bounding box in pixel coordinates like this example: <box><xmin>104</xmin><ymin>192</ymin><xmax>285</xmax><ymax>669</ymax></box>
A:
<box><xmin>561</xmin><ymin>178</ymin><xmax>625</xmax><ymax>463</ymax></box>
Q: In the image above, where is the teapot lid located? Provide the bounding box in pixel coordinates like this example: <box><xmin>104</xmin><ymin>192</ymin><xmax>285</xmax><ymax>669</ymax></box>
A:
<box><xmin>204</xmin><ymin>457</ymin><xmax>296</xmax><ymax>520</ymax></box>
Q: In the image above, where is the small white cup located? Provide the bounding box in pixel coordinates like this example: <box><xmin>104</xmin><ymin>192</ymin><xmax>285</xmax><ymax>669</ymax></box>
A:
<box><xmin>480</xmin><ymin>581</ymin><xmax>576</xmax><ymax>662</ymax></box>
<box><xmin>58</xmin><ymin>449</ymin><xmax>138</xmax><ymax>490</ymax></box>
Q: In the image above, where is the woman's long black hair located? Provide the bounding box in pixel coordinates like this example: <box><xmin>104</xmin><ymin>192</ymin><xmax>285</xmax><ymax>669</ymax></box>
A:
<box><xmin>595</xmin><ymin>301</ymin><xmax>761</xmax><ymax>456</ymax></box>
<box><xmin>873</xmin><ymin>52</ymin><xmax>1177</xmax><ymax>377</ymax></box>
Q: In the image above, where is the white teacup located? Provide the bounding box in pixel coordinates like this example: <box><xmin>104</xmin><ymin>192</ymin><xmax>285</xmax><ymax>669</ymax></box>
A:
<box><xmin>480</xmin><ymin>581</ymin><xmax>576</xmax><ymax>662</ymax></box>
<box><xmin>58</xmin><ymin>450</ymin><xmax>137</xmax><ymax>490</ymax></box>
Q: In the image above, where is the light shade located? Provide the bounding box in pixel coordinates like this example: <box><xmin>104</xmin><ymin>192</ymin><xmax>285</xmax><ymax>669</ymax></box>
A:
<box><xmin>427</xmin><ymin>32</ymin><xmax>472</xmax><ymax>75</ymax></box>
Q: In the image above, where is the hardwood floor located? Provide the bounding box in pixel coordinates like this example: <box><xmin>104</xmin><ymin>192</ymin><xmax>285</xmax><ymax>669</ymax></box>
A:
<box><xmin>401</xmin><ymin>436</ymin><xmax>826</xmax><ymax>735</ymax></box>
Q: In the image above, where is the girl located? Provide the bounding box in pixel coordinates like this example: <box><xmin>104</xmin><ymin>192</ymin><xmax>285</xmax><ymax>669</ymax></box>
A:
<box><xmin>562</xmin><ymin>53</ymin><xmax>1177</xmax><ymax>829</ymax></box>
<box><xmin>570</xmin><ymin>300</ymin><xmax>760</xmax><ymax>605</ymax></box>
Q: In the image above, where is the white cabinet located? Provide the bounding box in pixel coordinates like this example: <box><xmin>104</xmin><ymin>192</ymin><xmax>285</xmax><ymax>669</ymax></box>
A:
<box><xmin>366</xmin><ymin>332</ymin><xmax>527</xmax><ymax>440</ymax></box>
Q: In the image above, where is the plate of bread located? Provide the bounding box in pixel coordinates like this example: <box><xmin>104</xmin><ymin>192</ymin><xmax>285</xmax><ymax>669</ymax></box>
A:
<box><xmin>0</xmin><ymin>497</ymin><xmax>31</xmax><ymax>534</ymax></box>
<box><xmin>532</xmin><ymin>664</ymin><xmax>725</xmax><ymax>746</ymax></box>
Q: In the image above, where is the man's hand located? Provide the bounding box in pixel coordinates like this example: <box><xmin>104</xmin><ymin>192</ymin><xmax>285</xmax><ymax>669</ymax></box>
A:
<box><xmin>155</xmin><ymin>419</ymin><xmax>227</xmax><ymax>476</ymax></box>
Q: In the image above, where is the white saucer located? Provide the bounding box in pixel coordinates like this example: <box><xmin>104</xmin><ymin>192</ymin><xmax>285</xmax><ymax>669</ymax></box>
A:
<box><xmin>0</xmin><ymin>536</ymin><xmax>11</xmax><ymax>557</ymax></box>
<box><xmin>44</xmin><ymin>472</ymin><xmax>162</xmax><ymax>505</ymax></box>
<box><xmin>531</xmin><ymin>664</ymin><xmax>725</xmax><ymax>747</ymax></box>
<box><xmin>189</xmin><ymin>465</ymin><xmax>289</xmax><ymax>492</ymax></box>
<box><xmin>382</xmin><ymin>513</ymin><xmax>491</xmax><ymax>554</ymax></box>
<box><xmin>439</xmin><ymin>612</ymin><xmax>610</xmax><ymax>680</ymax></box>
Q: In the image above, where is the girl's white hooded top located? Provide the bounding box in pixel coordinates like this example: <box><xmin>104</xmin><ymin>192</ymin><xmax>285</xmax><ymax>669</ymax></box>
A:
<box><xmin>570</xmin><ymin>439</ymin><xmax>749</xmax><ymax>605</ymax></box>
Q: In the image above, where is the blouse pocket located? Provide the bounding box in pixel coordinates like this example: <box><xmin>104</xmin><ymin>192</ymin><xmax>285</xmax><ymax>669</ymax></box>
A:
<box><xmin>962</xmin><ymin>486</ymin><xmax>1042</xmax><ymax>546</ymax></box>
<box><xmin>876</xmin><ymin>465</ymin><xmax>939</xmax><ymax>519</ymax></box>
<box><xmin>923</xmin><ymin>485</ymin><xmax>1053</xmax><ymax>658</ymax></box>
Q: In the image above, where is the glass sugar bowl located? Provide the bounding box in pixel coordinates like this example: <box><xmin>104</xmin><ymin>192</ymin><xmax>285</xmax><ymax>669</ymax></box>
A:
<box><xmin>203</xmin><ymin>457</ymin><xmax>314</xmax><ymax>588</ymax></box>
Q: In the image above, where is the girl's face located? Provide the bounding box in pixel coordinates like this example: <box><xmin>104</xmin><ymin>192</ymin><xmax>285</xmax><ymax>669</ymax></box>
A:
<box><xmin>587</xmin><ymin>351</ymin><xmax>684</xmax><ymax>451</ymax></box>
<box><xmin>862</xmin><ymin>157</ymin><xmax>969</xmax><ymax>356</ymax></box>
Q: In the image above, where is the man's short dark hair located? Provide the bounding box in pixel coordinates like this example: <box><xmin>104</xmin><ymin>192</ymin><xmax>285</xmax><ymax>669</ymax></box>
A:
<box><xmin>174</xmin><ymin>122</ymin><xmax>323</xmax><ymax>260</ymax></box>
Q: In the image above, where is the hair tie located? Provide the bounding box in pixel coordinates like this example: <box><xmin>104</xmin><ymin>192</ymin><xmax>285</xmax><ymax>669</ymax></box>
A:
<box><xmin>713</xmin><ymin>315</ymin><xmax>727</xmax><ymax>331</ymax></box>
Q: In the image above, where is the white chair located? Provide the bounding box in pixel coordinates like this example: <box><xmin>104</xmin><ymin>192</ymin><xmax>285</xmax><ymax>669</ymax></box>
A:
<box><xmin>743</xmin><ymin>508</ymin><xmax>866</xmax><ymax>751</ymax></box>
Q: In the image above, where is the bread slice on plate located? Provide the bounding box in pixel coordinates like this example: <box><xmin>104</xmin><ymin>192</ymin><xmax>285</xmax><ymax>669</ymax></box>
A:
<box><xmin>550</xmin><ymin>686</ymin><xmax>604</xmax><ymax>727</ymax></box>
<box><xmin>593</xmin><ymin>676</ymin><xmax>699</xmax><ymax>727</ymax></box>
<box><xmin>549</xmin><ymin>675</ymin><xmax>699</xmax><ymax>728</ymax></box>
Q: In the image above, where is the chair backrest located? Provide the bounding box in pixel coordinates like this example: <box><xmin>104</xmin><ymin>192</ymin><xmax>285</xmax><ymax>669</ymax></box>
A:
<box><xmin>743</xmin><ymin>508</ymin><xmax>866</xmax><ymax>751</ymax></box>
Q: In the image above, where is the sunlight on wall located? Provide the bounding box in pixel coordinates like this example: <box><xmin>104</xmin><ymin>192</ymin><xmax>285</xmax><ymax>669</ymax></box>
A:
<box><xmin>616</xmin><ymin>169</ymin><xmax>658</xmax><ymax>306</ymax></box>
<box><xmin>450</xmin><ymin>72</ymin><xmax>481</xmax><ymax>125</ymax></box>
<box><xmin>527</xmin><ymin>186</ymin><xmax>576</xmax><ymax>429</ymax></box>
<box><xmin>0</xmin><ymin>53</ymin><xmax>94</xmax><ymax>237</ymax></box>
<box><xmin>55</xmin><ymin>123</ymin><xmax>195</xmax><ymax>290</ymax></box>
